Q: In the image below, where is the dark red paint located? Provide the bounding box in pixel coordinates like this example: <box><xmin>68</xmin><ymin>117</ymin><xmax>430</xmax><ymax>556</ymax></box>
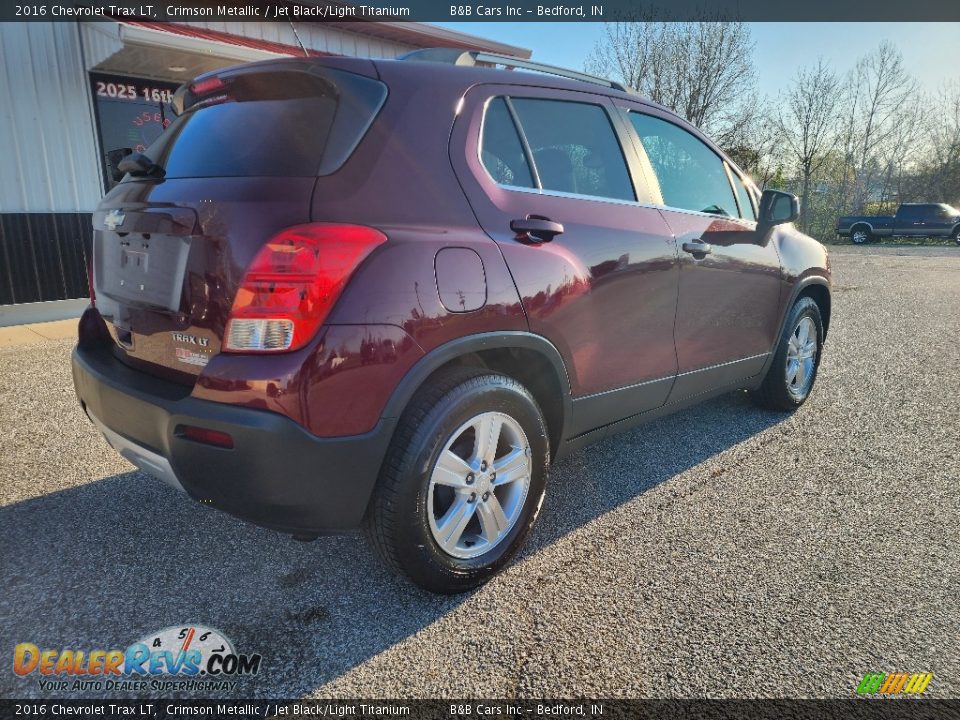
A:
<box><xmin>84</xmin><ymin>56</ymin><xmax>831</xmax><ymax>442</ymax></box>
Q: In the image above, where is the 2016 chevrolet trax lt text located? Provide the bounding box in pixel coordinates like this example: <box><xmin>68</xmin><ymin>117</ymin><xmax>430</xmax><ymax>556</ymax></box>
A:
<box><xmin>72</xmin><ymin>50</ymin><xmax>832</xmax><ymax>593</ymax></box>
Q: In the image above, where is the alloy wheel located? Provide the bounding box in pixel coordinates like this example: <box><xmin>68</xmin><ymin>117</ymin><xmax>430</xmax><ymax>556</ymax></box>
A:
<box><xmin>852</xmin><ymin>229</ymin><xmax>869</xmax><ymax>244</ymax></box>
<box><xmin>427</xmin><ymin>411</ymin><xmax>532</xmax><ymax>559</ymax></box>
<box><xmin>785</xmin><ymin>316</ymin><xmax>818</xmax><ymax>399</ymax></box>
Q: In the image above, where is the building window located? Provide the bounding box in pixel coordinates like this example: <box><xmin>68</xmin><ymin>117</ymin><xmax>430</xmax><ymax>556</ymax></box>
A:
<box><xmin>89</xmin><ymin>73</ymin><xmax>179</xmax><ymax>190</ymax></box>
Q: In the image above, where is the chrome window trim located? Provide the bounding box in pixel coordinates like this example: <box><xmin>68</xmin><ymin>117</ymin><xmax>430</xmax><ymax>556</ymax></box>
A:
<box><xmin>477</xmin><ymin>93</ymin><xmax>641</xmax><ymax>205</ymax></box>
<box><xmin>475</xmin><ymin>94</ymin><xmax>756</xmax><ymax>228</ymax></box>
<box><xmin>477</xmin><ymin>95</ymin><xmax>538</xmax><ymax>191</ymax></box>
<box><xmin>492</xmin><ymin>182</ymin><xmax>757</xmax><ymax>226</ymax></box>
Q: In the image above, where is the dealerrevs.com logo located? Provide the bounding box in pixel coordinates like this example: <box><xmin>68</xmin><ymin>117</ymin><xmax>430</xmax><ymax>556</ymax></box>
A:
<box><xmin>857</xmin><ymin>672</ymin><xmax>934</xmax><ymax>696</ymax></box>
<box><xmin>13</xmin><ymin>625</ymin><xmax>262</xmax><ymax>693</ymax></box>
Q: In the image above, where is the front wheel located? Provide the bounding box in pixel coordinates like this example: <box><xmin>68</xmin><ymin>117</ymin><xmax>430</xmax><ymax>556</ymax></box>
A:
<box><xmin>953</xmin><ymin>226</ymin><xmax>960</xmax><ymax>246</ymax></box>
<box><xmin>751</xmin><ymin>296</ymin><xmax>824</xmax><ymax>411</ymax></box>
<box><xmin>365</xmin><ymin>367</ymin><xmax>549</xmax><ymax>594</ymax></box>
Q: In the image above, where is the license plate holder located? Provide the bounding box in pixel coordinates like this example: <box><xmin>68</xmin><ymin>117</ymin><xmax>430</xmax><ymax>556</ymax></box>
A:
<box><xmin>100</xmin><ymin>235</ymin><xmax>191</xmax><ymax>312</ymax></box>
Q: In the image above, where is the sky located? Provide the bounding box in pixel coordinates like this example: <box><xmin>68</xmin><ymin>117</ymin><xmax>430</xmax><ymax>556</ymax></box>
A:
<box><xmin>435</xmin><ymin>22</ymin><xmax>960</xmax><ymax>98</ymax></box>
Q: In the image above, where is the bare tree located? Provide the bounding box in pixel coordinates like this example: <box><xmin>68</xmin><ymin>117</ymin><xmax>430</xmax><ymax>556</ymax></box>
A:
<box><xmin>586</xmin><ymin>21</ymin><xmax>757</xmax><ymax>146</ymax></box>
<box><xmin>589</xmin><ymin>27</ymin><xmax>948</xmax><ymax>241</ymax></box>
<box><xmin>777</xmin><ymin>59</ymin><xmax>842</xmax><ymax>232</ymax></box>
<box><xmin>724</xmin><ymin>99</ymin><xmax>784</xmax><ymax>186</ymax></box>
<box><xmin>845</xmin><ymin>41</ymin><xmax>915</xmax><ymax>212</ymax></box>
<box><xmin>919</xmin><ymin>81</ymin><xmax>960</xmax><ymax>203</ymax></box>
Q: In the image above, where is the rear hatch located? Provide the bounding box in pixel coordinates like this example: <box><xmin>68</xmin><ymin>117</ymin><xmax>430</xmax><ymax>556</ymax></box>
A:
<box><xmin>91</xmin><ymin>60</ymin><xmax>387</xmax><ymax>383</ymax></box>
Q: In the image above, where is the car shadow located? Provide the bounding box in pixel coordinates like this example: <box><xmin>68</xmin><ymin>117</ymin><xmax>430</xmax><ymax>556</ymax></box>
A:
<box><xmin>0</xmin><ymin>391</ymin><xmax>784</xmax><ymax>699</ymax></box>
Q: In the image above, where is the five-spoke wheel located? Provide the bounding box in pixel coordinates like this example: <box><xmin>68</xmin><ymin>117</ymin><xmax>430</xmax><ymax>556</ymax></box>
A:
<box><xmin>751</xmin><ymin>295</ymin><xmax>824</xmax><ymax>410</ymax></box>
<box><xmin>366</xmin><ymin>368</ymin><xmax>549</xmax><ymax>594</ymax></box>
<box><xmin>428</xmin><ymin>412</ymin><xmax>531</xmax><ymax>558</ymax></box>
<box><xmin>785</xmin><ymin>316</ymin><xmax>818</xmax><ymax>400</ymax></box>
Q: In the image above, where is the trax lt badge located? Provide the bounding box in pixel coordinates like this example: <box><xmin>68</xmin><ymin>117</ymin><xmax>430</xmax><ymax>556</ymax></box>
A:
<box><xmin>171</xmin><ymin>332</ymin><xmax>210</xmax><ymax>347</ymax></box>
<box><xmin>104</xmin><ymin>209</ymin><xmax>125</xmax><ymax>231</ymax></box>
<box><xmin>172</xmin><ymin>332</ymin><xmax>211</xmax><ymax>367</ymax></box>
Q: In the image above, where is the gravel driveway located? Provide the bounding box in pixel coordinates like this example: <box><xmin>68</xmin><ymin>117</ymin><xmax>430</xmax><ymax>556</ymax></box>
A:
<box><xmin>1</xmin><ymin>245</ymin><xmax>957</xmax><ymax>699</ymax></box>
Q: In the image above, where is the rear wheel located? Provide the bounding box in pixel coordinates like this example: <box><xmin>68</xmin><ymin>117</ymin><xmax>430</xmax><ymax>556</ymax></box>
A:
<box><xmin>851</xmin><ymin>226</ymin><xmax>871</xmax><ymax>245</ymax></box>
<box><xmin>751</xmin><ymin>296</ymin><xmax>824</xmax><ymax>411</ymax></box>
<box><xmin>365</xmin><ymin>367</ymin><xmax>549</xmax><ymax>594</ymax></box>
<box><xmin>953</xmin><ymin>226</ymin><xmax>960</xmax><ymax>246</ymax></box>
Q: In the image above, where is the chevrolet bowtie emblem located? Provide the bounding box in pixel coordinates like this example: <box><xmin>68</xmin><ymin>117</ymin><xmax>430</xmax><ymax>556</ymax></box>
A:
<box><xmin>104</xmin><ymin>209</ymin><xmax>126</xmax><ymax>231</ymax></box>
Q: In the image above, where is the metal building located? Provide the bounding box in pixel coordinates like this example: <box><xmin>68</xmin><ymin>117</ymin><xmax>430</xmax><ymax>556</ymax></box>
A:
<box><xmin>0</xmin><ymin>20</ymin><xmax>528</xmax><ymax>321</ymax></box>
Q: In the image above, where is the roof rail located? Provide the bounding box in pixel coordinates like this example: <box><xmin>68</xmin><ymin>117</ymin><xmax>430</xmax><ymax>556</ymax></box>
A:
<box><xmin>398</xmin><ymin>48</ymin><xmax>635</xmax><ymax>94</ymax></box>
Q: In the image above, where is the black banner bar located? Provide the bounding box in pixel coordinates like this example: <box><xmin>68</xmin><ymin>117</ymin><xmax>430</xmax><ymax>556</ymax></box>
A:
<box><xmin>4</xmin><ymin>0</ymin><xmax>960</xmax><ymax>22</ymax></box>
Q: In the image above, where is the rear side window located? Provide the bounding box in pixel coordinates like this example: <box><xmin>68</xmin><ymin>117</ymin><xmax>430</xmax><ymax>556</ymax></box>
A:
<box><xmin>509</xmin><ymin>98</ymin><xmax>635</xmax><ymax>201</ymax></box>
<box><xmin>629</xmin><ymin>112</ymin><xmax>738</xmax><ymax>217</ymax></box>
<box><xmin>143</xmin><ymin>68</ymin><xmax>386</xmax><ymax>179</ymax></box>
<box><xmin>480</xmin><ymin>98</ymin><xmax>535</xmax><ymax>188</ymax></box>
<box><xmin>729</xmin><ymin>169</ymin><xmax>757</xmax><ymax>221</ymax></box>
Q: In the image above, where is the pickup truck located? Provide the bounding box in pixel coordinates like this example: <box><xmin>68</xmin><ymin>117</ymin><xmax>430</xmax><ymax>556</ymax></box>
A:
<box><xmin>837</xmin><ymin>203</ymin><xmax>960</xmax><ymax>245</ymax></box>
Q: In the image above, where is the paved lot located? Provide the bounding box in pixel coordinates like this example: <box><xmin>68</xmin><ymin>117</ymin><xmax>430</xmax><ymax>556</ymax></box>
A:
<box><xmin>1</xmin><ymin>245</ymin><xmax>958</xmax><ymax>700</ymax></box>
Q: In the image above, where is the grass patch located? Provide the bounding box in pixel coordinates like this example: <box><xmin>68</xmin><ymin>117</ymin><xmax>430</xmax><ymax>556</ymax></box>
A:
<box><xmin>822</xmin><ymin>236</ymin><xmax>956</xmax><ymax>247</ymax></box>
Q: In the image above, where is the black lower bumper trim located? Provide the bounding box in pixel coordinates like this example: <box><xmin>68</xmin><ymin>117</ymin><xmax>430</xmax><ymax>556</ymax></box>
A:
<box><xmin>71</xmin><ymin>344</ymin><xmax>395</xmax><ymax>534</ymax></box>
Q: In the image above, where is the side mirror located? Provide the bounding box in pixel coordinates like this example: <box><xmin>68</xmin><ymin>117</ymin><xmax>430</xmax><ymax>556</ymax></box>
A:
<box><xmin>759</xmin><ymin>189</ymin><xmax>800</xmax><ymax>226</ymax></box>
<box><xmin>105</xmin><ymin>148</ymin><xmax>133</xmax><ymax>182</ymax></box>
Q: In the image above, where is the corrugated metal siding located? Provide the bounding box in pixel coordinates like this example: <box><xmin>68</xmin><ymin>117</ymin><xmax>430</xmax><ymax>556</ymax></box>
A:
<box><xmin>80</xmin><ymin>21</ymin><xmax>124</xmax><ymax>69</ymax></box>
<box><xmin>182</xmin><ymin>21</ymin><xmax>418</xmax><ymax>58</ymax></box>
<box><xmin>0</xmin><ymin>23</ymin><xmax>103</xmax><ymax>213</ymax></box>
<box><xmin>0</xmin><ymin>213</ymin><xmax>92</xmax><ymax>304</ymax></box>
<box><xmin>0</xmin><ymin>21</ymin><xmax>417</xmax><ymax>303</ymax></box>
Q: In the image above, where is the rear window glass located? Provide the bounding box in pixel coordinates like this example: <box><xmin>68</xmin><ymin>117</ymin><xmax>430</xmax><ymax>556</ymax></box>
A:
<box><xmin>480</xmin><ymin>98</ymin><xmax>535</xmax><ymax>188</ymax></box>
<box><xmin>141</xmin><ymin>68</ymin><xmax>385</xmax><ymax>179</ymax></box>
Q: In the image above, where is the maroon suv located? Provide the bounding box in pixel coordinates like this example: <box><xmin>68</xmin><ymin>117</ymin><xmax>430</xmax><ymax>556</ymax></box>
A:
<box><xmin>72</xmin><ymin>50</ymin><xmax>831</xmax><ymax>593</ymax></box>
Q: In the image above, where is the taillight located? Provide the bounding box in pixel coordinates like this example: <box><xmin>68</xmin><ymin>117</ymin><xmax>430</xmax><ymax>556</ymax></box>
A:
<box><xmin>224</xmin><ymin>223</ymin><xmax>386</xmax><ymax>353</ymax></box>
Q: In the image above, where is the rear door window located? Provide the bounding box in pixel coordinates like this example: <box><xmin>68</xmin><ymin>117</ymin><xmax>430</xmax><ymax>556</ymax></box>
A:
<box><xmin>509</xmin><ymin>98</ymin><xmax>635</xmax><ymax>201</ymax></box>
<box><xmin>628</xmin><ymin>112</ymin><xmax>738</xmax><ymax>217</ymax></box>
<box><xmin>143</xmin><ymin>68</ymin><xmax>386</xmax><ymax>179</ymax></box>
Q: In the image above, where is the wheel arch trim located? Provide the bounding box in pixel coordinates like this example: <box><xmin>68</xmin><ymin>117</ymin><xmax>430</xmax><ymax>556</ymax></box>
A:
<box><xmin>380</xmin><ymin>331</ymin><xmax>574</xmax><ymax>441</ymax></box>
<box><xmin>757</xmin><ymin>275</ymin><xmax>831</xmax><ymax>381</ymax></box>
<box><xmin>787</xmin><ymin>276</ymin><xmax>831</xmax><ymax>336</ymax></box>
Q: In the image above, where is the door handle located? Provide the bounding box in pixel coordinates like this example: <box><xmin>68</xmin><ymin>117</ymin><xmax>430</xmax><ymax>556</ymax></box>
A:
<box><xmin>682</xmin><ymin>240</ymin><xmax>712</xmax><ymax>257</ymax></box>
<box><xmin>510</xmin><ymin>216</ymin><xmax>564</xmax><ymax>244</ymax></box>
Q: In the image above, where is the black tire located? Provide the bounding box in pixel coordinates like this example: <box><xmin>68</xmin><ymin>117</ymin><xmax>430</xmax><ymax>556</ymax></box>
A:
<box><xmin>850</xmin><ymin>226</ymin><xmax>872</xmax><ymax>245</ymax></box>
<box><xmin>953</xmin><ymin>226</ymin><xmax>960</xmax><ymax>246</ymax></box>
<box><xmin>750</xmin><ymin>296</ymin><xmax>824</xmax><ymax>411</ymax></box>
<box><xmin>365</xmin><ymin>366</ymin><xmax>550</xmax><ymax>594</ymax></box>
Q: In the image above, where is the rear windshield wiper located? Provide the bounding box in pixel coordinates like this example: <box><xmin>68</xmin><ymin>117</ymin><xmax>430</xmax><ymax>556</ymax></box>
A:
<box><xmin>117</xmin><ymin>152</ymin><xmax>165</xmax><ymax>178</ymax></box>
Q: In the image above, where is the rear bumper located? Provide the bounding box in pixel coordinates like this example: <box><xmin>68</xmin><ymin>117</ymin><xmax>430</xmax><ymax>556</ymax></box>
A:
<box><xmin>71</xmin><ymin>344</ymin><xmax>395</xmax><ymax>534</ymax></box>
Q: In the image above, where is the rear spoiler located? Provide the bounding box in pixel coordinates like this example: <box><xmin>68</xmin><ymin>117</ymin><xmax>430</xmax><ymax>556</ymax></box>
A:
<box><xmin>171</xmin><ymin>57</ymin><xmax>379</xmax><ymax>115</ymax></box>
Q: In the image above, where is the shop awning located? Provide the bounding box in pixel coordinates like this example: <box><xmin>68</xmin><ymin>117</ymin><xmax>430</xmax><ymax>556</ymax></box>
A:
<box><xmin>119</xmin><ymin>20</ymin><xmax>330</xmax><ymax>59</ymax></box>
